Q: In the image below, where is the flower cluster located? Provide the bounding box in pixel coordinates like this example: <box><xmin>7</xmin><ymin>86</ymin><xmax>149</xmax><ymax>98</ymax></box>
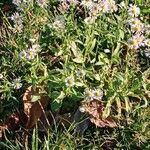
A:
<box><xmin>58</xmin><ymin>0</ymin><xmax>118</xmax><ymax>24</ymax></box>
<box><xmin>10</xmin><ymin>12</ymin><xmax>23</xmax><ymax>33</ymax></box>
<box><xmin>84</xmin><ymin>0</ymin><xmax>118</xmax><ymax>24</ymax></box>
<box><xmin>84</xmin><ymin>88</ymin><xmax>103</xmax><ymax>102</ymax></box>
<box><xmin>19</xmin><ymin>44</ymin><xmax>41</xmax><ymax>60</ymax></box>
<box><xmin>128</xmin><ymin>18</ymin><xmax>144</xmax><ymax>33</ymax></box>
<box><xmin>127</xmin><ymin>4</ymin><xmax>144</xmax><ymax>50</ymax></box>
<box><xmin>127</xmin><ymin>4</ymin><xmax>150</xmax><ymax>52</ymax></box>
<box><xmin>65</xmin><ymin>69</ymin><xmax>86</xmax><ymax>87</ymax></box>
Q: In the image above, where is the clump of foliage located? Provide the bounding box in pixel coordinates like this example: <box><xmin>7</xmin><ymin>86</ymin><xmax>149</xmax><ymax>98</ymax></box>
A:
<box><xmin>0</xmin><ymin>0</ymin><xmax>150</xmax><ymax>149</ymax></box>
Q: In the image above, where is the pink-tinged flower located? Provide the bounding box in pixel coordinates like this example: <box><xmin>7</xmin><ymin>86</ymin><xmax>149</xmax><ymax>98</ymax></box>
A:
<box><xmin>128</xmin><ymin>18</ymin><xmax>144</xmax><ymax>33</ymax></box>
<box><xmin>10</xmin><ymin>12</ymin><xmax>23</xmax><ymax>25</ymax></box>
<box><xmin>128</xmin><ymin>34</ymin><xmax>145</xmax><ymax>49</ymax></box>
<box><xmin>12</xmin><ymin>78</ymin><xmax>22</xmax><ymax>89</ymax></box>
<box><xmin>99</xmin><ymin>0</ymin><xmax>110</xmax><ymax>13</ymax></box>
<box><xmin>128</xmin><ymin>18</ymin><xmax>142</xmax><ymax>26</ymax></box>
<box><xmin>128</xmin><ymin>4</ymin><xmax>140</xmax><ymax>17</ymax></box>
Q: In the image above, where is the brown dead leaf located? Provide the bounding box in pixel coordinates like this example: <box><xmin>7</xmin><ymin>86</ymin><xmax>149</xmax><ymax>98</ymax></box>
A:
<box><xmin>6</xmin><ymin>113</ymin><xmax>20</xmax><ymax>130</ymax></box>
<box><xmin>81</xmin><ymin>100</ymin><xmax>117</xmax><ymax>128</ymax></box>
<box><xmin>23</xmin><ymin>85</ymin><xmax>49</xmax><ymax>129</ymax></box>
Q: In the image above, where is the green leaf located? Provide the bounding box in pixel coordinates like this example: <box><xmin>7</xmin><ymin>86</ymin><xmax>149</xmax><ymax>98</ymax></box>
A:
<box><xmin>31</xmin><ymin>95</ymin><xmax>40</xmax><ymax>102</ymax></box>
<box><xmin>72</xmin><ymin>57</ymin><xmax>84</xmax><ymax>63</ymax></box>
<box><xmin>51</xmin><ymin>100</ymin><xmax>62</xmax><ymax>112</ymax></box>
<box><xmin>75</xmin><ymin>82</ymin><xmax>85</xmax><ymax>87</ymax></box>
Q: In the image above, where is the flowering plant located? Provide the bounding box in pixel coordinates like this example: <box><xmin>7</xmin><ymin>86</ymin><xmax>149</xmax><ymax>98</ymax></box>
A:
<box><xmin>0</xmin><ymin>0</ymin><xmax>150</xmax><ymax>149</ymax></box>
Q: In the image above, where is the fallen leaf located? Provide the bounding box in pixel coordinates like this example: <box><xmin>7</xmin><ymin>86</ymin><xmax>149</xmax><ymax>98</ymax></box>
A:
<box><xmin>81</xmin><ymin>100</ymin><xmax>117</xmax><ymax>128</ymax></box>
<box><xmin>23</xmin><ymin>85</ymin><xmax>49</xmax><ymax>129</ymax></box>
<box><xmin>6</xmin><ymin>113</ymin><xmax>20</xmax><ymax>130</ymax></box>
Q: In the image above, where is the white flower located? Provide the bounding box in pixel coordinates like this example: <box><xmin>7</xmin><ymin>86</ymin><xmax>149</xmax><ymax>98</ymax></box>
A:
<box><xmin>10</xmin><ymin>13</ymin><xmax>23</xmax><ymax>25</ymax></box>
<box><xmin>76</xmin><ymin>69</ymin><xmax>85</xmax><ymax>78</ymax></box>
<box><xmin>12</xmin><ymin>78</ymin><xmax>22</xmax><ymax>89</ymax></box>
<box><xmin>84</xmin><ymin>88</ymin><xmax>94</xmax><ymax>101</ymax></box>
<box><xmin>10</xmin><ymin>13</ymin><xmax>23</xmax><ymax>33</ymax></box>
<box><xmin>65</xmin><ymin>76</ymin><xmax>75</xmax><ymax>87</ymax></box>
<box><xmin>26</xmin><ymin>48</ymin><xmax>37</xmax><ymax>60</ymax></box>
<box><xmin>128</xmin><ymin>4</ymin><xmax>140</xmax><ymax>17</ymax></box>
<box><xmin>19</xmin><ymin>44</ymin><xmax>40</xmax><ymax>60</ymax></box>
<box><xmin>93</xmin><ymin>89</ymin><xmax>103</xmax><ymax>100</ymax></box>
